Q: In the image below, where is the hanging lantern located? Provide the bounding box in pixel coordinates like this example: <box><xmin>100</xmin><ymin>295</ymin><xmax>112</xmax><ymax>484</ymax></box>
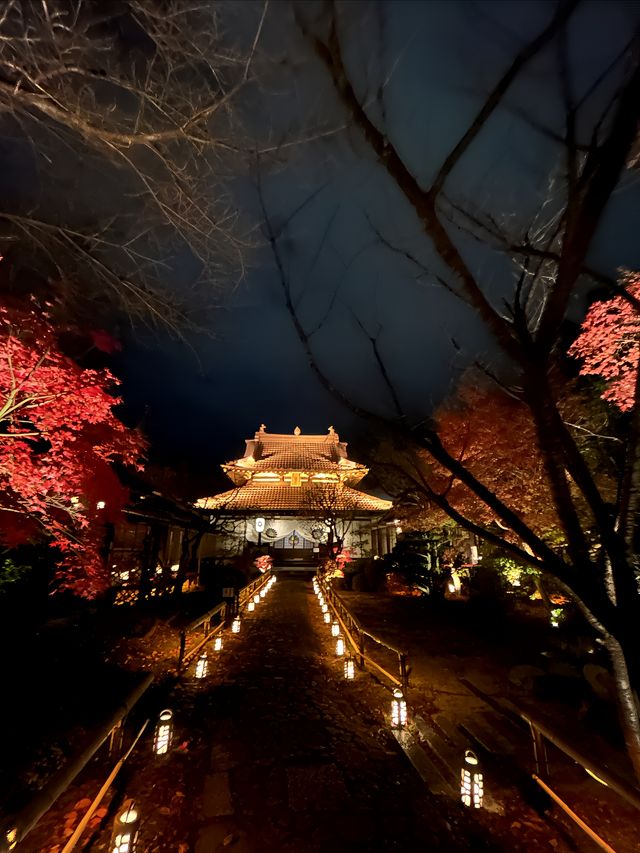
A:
<box><xmin>391</xmin><ymin>688</ymin><xmax>407</xmax><ymax>729</ymax></box>
<box><xmin>323</xmin><ymin>611</ymin><xmax>331</xmax><ymax>624</ymax></box>
<box><xmin>195</xmin><ymin>652</ymin><xmax>208</xmax><ymax>679</ymax></box>
<box><xmin>110</xmin><ymin>799</ymin><xmax>140</xmax><ymax>853</ymax></box>
<box><xmin>153</xmin><ymin>709</ymin><xmax>173</xmax><ymax>756</ymax></box>
<box><xmin>331</xmin><ymin>621</ymin><xmax>340</xmax><ymax>637</ymax></box>
<box><xmin>248</xmin><ymin>601</ymin><xmax>255</xmax><ymax>612</ymax></box>
<box><xmin>461</xmin><ymin>750</ymin><xmax>483</xmax><ymax>808</ymax></box>
<box><xmin>344</xmin><ymin>656</ymin><xmax>355</xmax><ymax>680</ymax></box>
<box><xmin>214</xmin><ymin>636</ymin><xmax>223</xmax><ymax>652</ymax></box>
<box><xmin>335</xmin><ymin>637</ymin><xmax>345</xmax><ymax>656</ymax></box>
<box><xmin>232</xmin><ymin>618</ymin><xmax>241</xmax><ymax>633</ymax></box>
<box><xmin>254</xmin><ymin>593</ymin><xmax>260</xmax><ymax>604</ymax></box>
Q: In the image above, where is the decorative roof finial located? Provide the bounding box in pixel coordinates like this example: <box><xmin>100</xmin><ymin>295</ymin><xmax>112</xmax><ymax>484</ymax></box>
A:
<box><xmin>259</xmin><ymin>423</ymin><xmax>266</xmax><ymax>432</ymax></box>
<box><xmin>294</xmin><ymin>426</ymin><xmax>301</xmax><ymax>436</ymax></box>
<box><xmin>328</xmin><ymin>425</ymin><xmax>335</xmax><ymax>435</ymax></box>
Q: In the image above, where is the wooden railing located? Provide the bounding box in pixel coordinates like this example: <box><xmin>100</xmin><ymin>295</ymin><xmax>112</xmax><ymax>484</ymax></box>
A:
<box><xmin>319</xmin><ymin>577</ymin><xmax>409</xmax><ymax>692</ymax></box>
<box><xmin>177</xmin><ymin>572</ymin><xmax>272</xmax><ymax>669</ymax></box>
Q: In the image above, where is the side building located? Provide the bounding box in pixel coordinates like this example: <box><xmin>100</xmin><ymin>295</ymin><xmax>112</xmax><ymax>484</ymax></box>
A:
<box><xmin>196</xmin><ymin>425</ymin><xmax>394</xmax><ymax>570</ymax></box>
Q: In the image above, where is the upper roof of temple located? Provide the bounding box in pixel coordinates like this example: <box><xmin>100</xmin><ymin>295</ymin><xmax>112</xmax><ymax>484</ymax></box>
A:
<box><xmin>195</xmin><ymin>425</ymin><xmax>392</xmax><ymax>514</ymax></box>
<box><xmin>221</xmin><ymin>425</ymin><xmax>368</xmax><ymax>486</ymax></box>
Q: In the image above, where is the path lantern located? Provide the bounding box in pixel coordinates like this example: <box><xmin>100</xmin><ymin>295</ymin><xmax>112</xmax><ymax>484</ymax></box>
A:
<box><xmin>153</xmin><ymin>709</ymin><xmax>173</xmax><ymax>756</ymax></box>
<box><xmin>461</xmin><ymin>750</ymin><xmax>483</xmax><ymax>808</ymax></box>
<box><xmin>214</xmin><ymin>636</ymin><xmax>223</xmax><ymax>652</ymax></box>
<box><xmin>331</xmin><ymin>621</ymin><xmax>340</xmax><ymax>637</ymax></box>
<box><xmin>260</xmin><ymin>588</ymin><xmax>267</xmax><ymax>599</ymax></box>
<box><xmin>335</xmin><ymin>636</ymin><xmax>345</xmax><ymax>657</ymax></box>
<box><xmin>321</xmin><ymin>603</ymin><xmax>328</xmax><ymax>614</ymax></box>
<box><xmin>248</xmin><ymin>601</ymin><xmax>255</xmax><ymax>612</ymax></box>
<box><xmin>195</xmin><ymin>652</ymin><xmax>208</xmax><ymax>679</ymax></box>
<box><xmin>110</xmin><ymin>799</ymin><xmax>140</xmax><ymax>853</ymax></box>
<box><xmin>344</xmin><ymin>656</ymin><xmax>355</xmax><ymax>680</ymax></box>
<box><xmin>391</xmin><ymin>688</ymin><xmax>407</xmax><ymax>729</ymax></box>
<box><xmin>254</xmin><ymin>593</ymin><xmax>260</xmax><ymax>604</ymax></box>
<box><xmin>323</xmin><ymin>611</ymin><xmax>331</xmax><ymax>624</ymax></box>
<box><xmin>232</xmin><ymin>618</ymin><xmax>241</xmax><ymax>633</ymax></box>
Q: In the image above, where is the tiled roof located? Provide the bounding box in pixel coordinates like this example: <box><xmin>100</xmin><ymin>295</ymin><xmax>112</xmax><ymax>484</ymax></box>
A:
<box><xmin>196</xmin><ymin>482</ymin><xmax>392</xmax><ymax>513</ymax></box>
<box><xmin>223</xmin><ymin>428</ymin><xmax>367</xmax><ymax>484</ymax></box>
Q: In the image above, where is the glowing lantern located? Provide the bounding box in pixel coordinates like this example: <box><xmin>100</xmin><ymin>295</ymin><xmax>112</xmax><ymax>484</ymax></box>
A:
<box><xmin>461</xmin><ymin>750</ymin><xmax>483</xmax><ymax>808</ymax></box>
<box><xmin>321</xmin><ymin>604</ymin><xmax>328</xmax><ymax>614</ymax></box>
<box><xmin>232</xmin><ymin>618</ymin><xmax>241</xmax><ymax>633</ymax></box>
<box><xmin>331</xmin><ymin>621</ymin><xmax>340</xmax><ymax>637</ymax></box>
<box><xmin>344</xmin><ymin>656</ymin><xmax>355</xmax><ymax>680</ymax></box>
<box><xmin>391</xmin><ymin>688</ymin><xmax>407</xmax><ymax>729</ymax></box>
<box><xmin>323</xmin><ymin>612</ymin><xmax>331</xmax><ymax>624</ymax></box>
<box><xmin>260</xmin><ymin>589</ymin><xmax>267</xmax><ymax>599</ymax></box>
<box><xmin>254</xmin><ymin>594</ymin><xmax>260</xmax><ymax>604</ymax></box>
<box><xmin>272</xmin><ymin>576</ymin><xmax>277</xmax><ymax>584</ymax></box>
<box><xmin>335</xmin><ymin>637</ymin><xmax>345</xmax><ymax>656</ymax></box>
<box><xmin>153</xmin><ymin>709</ymin><xmax>173</xmax><ymax>756</ymax></box>
<box><xmin>214</xmin><ymin>636</ymin><xmax>223</xmax><ymax>652</ymax></box>
<box><xmin>6</xmin><ymin>828</ymin><xmax>17</xmax><ymax>850</ymax></box>
<box><xmin>195</xmin><ymin>652</ymin><xmax>208</xmax><ymax>679</ymax></box>
<box><xmin>248</xmin><ymin>601</ymin><xmax>255</xmax><ymax>612</ymax></box>
<box><xmin>110</xmin><ymin>799</ymin><xmax>140</xmax><ymax>853</ymax></box>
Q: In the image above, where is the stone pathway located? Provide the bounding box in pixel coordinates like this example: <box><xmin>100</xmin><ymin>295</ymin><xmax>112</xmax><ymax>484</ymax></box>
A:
<box><xmin>190</xmin><ymin>578</ymin><xmax>488</xmax><ymax>853</ymax></box>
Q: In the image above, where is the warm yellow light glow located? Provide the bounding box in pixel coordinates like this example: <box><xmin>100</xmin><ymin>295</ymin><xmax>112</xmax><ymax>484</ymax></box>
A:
<box><xmin>111</xmin><ymin>801</ymin><xmax>140</xmax><ymax>853</ymax></box>
<box><xmin>336</xmin><ymin>637</ymin><xmax>345</xmax><ymax>656</ymax></box>
<box><xmin>331</xmin><ymin>622</ymin><xmax>340</xmax><ymax>637</ymax></box>
<box><xmin>321</xmin><ymin>603</ymin><xmax>328</xmax><ymax>613</ymax></box>
<box><xmin>6</xmin><ymin>828</ymin><xmax>17</xmax><ymax>850</ymax></box>
<box><xmin>195</xmin><ymin>652</ymin><xmax>208</xmax><ymax>679</ymax></box>
<box><xmin>344</xmin><ymin>657</ymin><xmax>355</xmax><ymax>679</ymax></box>
<box><xmin>214</xmin><ymin>636</ymin><xmax>223</xmax><ymax>651</ymax></box>
<box><xmin>323</xmin><ymin>612</ymin><xmax>331</xmax><ymax>623</ymax></box>
<box><xmin>391</xmin><ymin>689</ymin><xmax>407</xmax><ymax>728</ymax></box>
<box><xmin>585</xmin><ymin>767</ymin><xmax>608</xmax><ymax>787</ymax></box>
<box><xmin>460</xmin><ymin>750</ymin><xmax>483</xmax><ymax>808</ymax></box>
<box><xmin>260</xmin><ymin>589</ymin><xmax>267</xmax><ymax>599</ymax></box>
<box><xmin>96</xmin><ymin>500</ymin><xmax>106</xmax><ymax>509</ymax></box>
<box><xmin>232</xmin><ymin>618</ymin><xmax>241</xmax><ymax>633</ymax></box>
<box><xmin>254</xmin><ymin>594</ymin><xmax>260</xmax><ymax>604</ymax></box>
<box><xmin>248</xmin><ymin>601</ymin><xmax>255</xmax><ymax>612</ymax></box>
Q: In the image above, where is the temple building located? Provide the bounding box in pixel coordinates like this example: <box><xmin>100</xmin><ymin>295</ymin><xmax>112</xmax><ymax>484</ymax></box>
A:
<box><xmin>196</xmin><ymin>425</ymin><xmax>394</xmax><ymax>568</ymax></box>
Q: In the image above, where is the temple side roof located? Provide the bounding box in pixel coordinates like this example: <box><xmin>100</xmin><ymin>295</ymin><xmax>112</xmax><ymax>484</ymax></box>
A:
<box><xmin>196</xmin><ymin>482</ymin><xmax>392</xmax><ymax>513</ymax></box>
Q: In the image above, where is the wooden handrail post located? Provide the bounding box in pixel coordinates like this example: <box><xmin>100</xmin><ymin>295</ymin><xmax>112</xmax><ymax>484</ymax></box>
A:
<box><xmin>358</xmin><ymin>631</ymin><xmax>365</xmax><ymax>670</ymax></box>
<box><xmin>529</xmin><ymin>722</ymin><xmax>549</xmax><ymax>778</ymax></box>
<box><xmin>178</xmin><ymin>630</ymin><xmax>186</xmax><ymax>668</ymax></box>
<box><xmin>400</xmin><ymin>653</ymin><xmax>409</xmax><ymax>692</ymax></box>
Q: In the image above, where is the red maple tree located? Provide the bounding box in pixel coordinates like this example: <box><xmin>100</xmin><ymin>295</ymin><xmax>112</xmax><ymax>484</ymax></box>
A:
<box><xmin>0</xmin><ymin>302</ymin><xmax>145</xmax><ymax>597</ymax></box>
<box><xmin>568</xmin><ymin>271</ymin><xmax>640</xmax><ymax>412</ymax></box>
<box><xmin>422</xmin><ymin>382</ymin><xmax>562</xmax><ymax>540</ymax></box>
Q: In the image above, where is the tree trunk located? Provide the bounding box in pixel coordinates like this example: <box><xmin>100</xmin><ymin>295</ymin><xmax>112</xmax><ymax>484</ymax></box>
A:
<box><xmin>604</xmin><ymin>633</ymin><xmax>640</xmax><ymax>782</ymax></box>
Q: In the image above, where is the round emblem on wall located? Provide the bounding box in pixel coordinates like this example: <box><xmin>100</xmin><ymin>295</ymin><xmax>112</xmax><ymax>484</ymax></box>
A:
<box><xmin>311</xmin><ymin>527</ymin><xmax>324</xmax><ymax>540</ymax></box>
<box><xmin>265</xmin><ymin>527</ymin><xmax>277</xmax><ymax>539</ymax></box>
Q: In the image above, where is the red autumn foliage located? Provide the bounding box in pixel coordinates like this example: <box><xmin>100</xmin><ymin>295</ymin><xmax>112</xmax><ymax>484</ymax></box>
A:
<box><xmin>0</xmin><ymin>303</ymin><xmax>145</xmax><ymax>597</ymax></box>
<box><xmin>568</xmin><ymin>271</ymin><xmax>640</xmax><ymax>412</ymax></box>
<box><xmin>429</xmin><ymin>383</ymin><xmax>561</xmax><ymax>539</ymax></box>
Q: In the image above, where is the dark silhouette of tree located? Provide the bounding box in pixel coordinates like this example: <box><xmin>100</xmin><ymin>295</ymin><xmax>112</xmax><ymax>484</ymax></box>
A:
<box><xmin>260</xmin><ymin>2</ymin><xmax>640</xmax><ymax>779</ymax></box>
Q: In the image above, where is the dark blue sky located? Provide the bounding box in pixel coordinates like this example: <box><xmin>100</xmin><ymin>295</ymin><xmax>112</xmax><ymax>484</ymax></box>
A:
<box><xmin>4</xmin><ymin>1</ymin><xmax>639</xmax><ymax>495</ymax></box>
<box><xmin>112</xmin><ymin>1</ymin><xmax>640</xmax><ymax>495</ymax></box>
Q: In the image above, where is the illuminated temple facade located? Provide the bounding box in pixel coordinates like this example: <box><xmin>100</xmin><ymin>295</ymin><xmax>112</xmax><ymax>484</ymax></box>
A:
<box><xmin>197</xmin><ymin>425</ymin><xmax>394</xmax><ymax>566</ymax></box>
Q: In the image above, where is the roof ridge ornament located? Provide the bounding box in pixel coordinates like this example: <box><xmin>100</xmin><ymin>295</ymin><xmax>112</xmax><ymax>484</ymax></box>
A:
<box><xmin>258</xmin><ymin>423</ymin><xmax>266</xmax><ymax>433</ymax></box>
<box><xmin>328</xmin><ymin>425</ymin><xmax>335</xmax><ymax>435</ymax></box>
<box><xmin>294</xmin><ymin>426</ymin><xmax>301</xmax><ymax>435</ymax></box>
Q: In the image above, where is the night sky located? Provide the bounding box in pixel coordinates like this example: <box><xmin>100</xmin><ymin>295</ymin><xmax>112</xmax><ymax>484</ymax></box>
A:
<box><xmin>6</xmin><ymin>1</ymin><xmax>640</xmax><ymax>496</ymax></box>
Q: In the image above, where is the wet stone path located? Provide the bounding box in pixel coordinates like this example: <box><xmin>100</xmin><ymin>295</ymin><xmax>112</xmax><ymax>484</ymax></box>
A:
<box><xmin>188</xmin><ymin>578</ymin><xmax>487</xmax><ymax>853</ymax></box>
